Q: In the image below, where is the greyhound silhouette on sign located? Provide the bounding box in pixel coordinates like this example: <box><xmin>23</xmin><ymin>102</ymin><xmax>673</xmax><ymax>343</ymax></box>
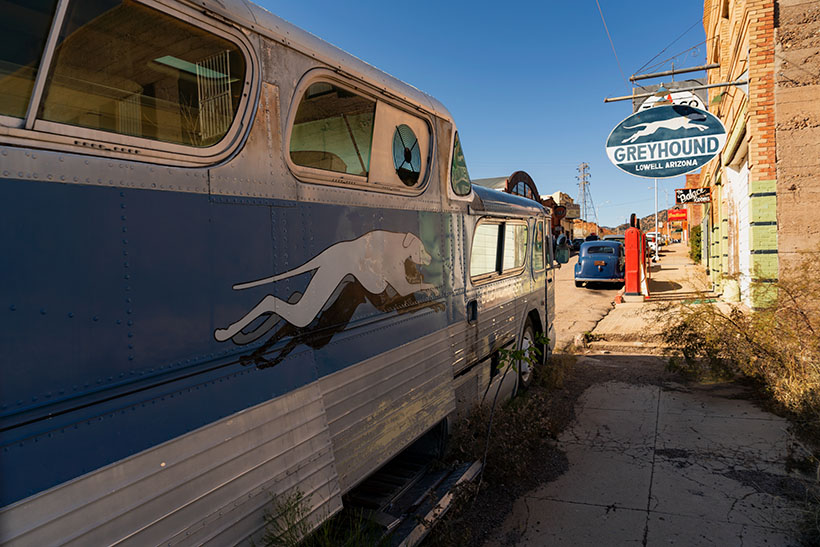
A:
<box><xmin>215</xmin><ymin>230</ymin><xmax>439</xmax><ymax>344</ymax></box>
<box><xmin>621</xmin><ymin>112</ymin><xmax>709</xmax><ymax>144</ymax></box>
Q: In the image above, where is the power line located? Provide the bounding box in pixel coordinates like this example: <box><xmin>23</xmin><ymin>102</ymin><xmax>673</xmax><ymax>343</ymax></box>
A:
<box><xmin>634</xmin><ymin>19</ymin><xmax>703</xmax><ymax>75</ymax></box>
<box><xmin>641</xmin><ymin>37</ymin><xmax>717</xmax><ymax>75</ymax></box>
<box><xmin>595</xmin><ymin>0</ymin><xmax>630</xmax><ymax>91</ymax></box>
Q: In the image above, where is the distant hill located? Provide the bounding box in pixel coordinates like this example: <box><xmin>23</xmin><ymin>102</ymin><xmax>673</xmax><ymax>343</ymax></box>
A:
<box><xmin>611</xmin><ymin>210</ymin><xmax>668</xmax><ymax>234</ymax></box>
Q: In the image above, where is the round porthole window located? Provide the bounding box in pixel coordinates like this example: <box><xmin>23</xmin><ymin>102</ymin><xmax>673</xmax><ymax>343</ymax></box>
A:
<box><xmin>392</xmin><ymin>124</ymin><xmax>421</xmax><ymax>186</ymax></box>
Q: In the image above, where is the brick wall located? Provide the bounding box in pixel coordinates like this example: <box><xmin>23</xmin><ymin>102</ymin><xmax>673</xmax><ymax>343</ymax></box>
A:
<box><xmin>701</xmin><ymin>0</ymin><xmax>780</xmax><ymax>307</ymax></box>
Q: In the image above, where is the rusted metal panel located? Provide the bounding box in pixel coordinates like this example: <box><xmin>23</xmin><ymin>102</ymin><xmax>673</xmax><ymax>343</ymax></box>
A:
<box><xmin>0</xmin><ymin>383</ymin><xmax>341</xmax><ymax>546</ymax></box>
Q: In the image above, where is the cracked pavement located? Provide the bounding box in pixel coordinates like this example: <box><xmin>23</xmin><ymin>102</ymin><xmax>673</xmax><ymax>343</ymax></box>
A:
<box><xmin>484</xmin><ymin>379</ymin><xmax>817</xmax><ymax>546</ymax></box>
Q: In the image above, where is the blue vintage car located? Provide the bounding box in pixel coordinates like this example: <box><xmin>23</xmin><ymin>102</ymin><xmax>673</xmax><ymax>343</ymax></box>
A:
<box><xmin>574</xmin><ymin>240</ymin><xmax>625</xmax><ymax>287</ymax></box>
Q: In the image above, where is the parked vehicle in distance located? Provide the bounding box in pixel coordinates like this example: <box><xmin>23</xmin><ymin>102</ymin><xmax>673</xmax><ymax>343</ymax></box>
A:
<box><xmin>602</xmin><ymin>234</ymin><xmax>625</xmax><ymax>246</ymax></box>
<box><xmin>584</xmin><ymin>234</ymin><xmax>600</xmax><ymax>241</ymax></box>
<box><xmin>571</xmin><ymin>238</ymin><xmax>585</xmax><ymax>252</ymax></box>
<box><xmin>574</xmin><ymin>241</ymin><xmax>625</xmax><ymax>287</ymax></box>
<box><xmin>646</xmin><ymin>233</ymin><xmax>659</xmax><ymax>255</ymax></box>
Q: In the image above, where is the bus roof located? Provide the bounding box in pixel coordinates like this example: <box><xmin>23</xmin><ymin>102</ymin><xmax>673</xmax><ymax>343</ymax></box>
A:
<box><xmin>472</xmin><ymin>185</ymin><xmax>546</xmax><ymax>217</ymax></box>
<box><xmin>195</xmin><ymin>0</ymin><xmax>454</xmax><ymax>122</ymax></box>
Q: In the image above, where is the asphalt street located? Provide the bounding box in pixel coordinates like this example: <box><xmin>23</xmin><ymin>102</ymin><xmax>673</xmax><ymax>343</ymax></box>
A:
<box><xmin>552</xmin><ymin>253</ymin><xmax>620</xmax><ymax>351</ymax></box>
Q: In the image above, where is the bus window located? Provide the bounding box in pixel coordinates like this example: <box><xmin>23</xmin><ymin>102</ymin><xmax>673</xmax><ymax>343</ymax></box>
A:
<box><xmin>450</xmin><ymin>132</ymin><xmax>471</xmax><ymax>196</ymax></box>
<box><xmin>470</xmin><ymin>222</ymin><xmax>500</xmax><ymax>278</ymax></box>
<box><xmin>502</xmin><ymin>222</ymin><xmax>528</xmax><ymax>271</ymax></box>
<box><xmin>290</xmin><ymin>82</ymin><xmax>376</xmax><ymax>177</ymax></box>
<box><xmin>38</xmin><ymin>0</ymin><xmax>247</xmax><ymax>147</ymax></box>
<box><xmin>533</xmin><ymin>221</ymin><xmax>545</xmax><ymax>271</ymax></box>
<box><xmin>471</xmin><ymin>220</ymin><xmax>529</xmax><ymax>282</ymax></box>
<box><xmin>0</xmin><ymin>0</ymin><xmax>59</xmax><ymax>119</ymax></box>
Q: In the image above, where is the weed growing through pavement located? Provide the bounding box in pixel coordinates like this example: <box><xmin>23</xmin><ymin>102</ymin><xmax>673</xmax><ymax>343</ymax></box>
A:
<box><xmin>257</xmin><ymin>490</ymin><xmax>386</xmax><ymax>547</ymax></box>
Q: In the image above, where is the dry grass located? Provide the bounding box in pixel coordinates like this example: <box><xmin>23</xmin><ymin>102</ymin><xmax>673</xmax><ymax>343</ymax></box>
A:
<box><xmin>663</xmin><ymin>257</ymin><xmax>820</xmax><ymax>427</ymax></box>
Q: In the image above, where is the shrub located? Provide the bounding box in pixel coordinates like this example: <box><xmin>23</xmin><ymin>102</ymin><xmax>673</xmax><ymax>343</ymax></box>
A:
<box><xmin>689</xmin><ymin>225</ymin><xmax>702</xmax><ymax>263</ymax></box>
<box><xmin>664</xmin><ymin>256</ymin><xmax>820</xmax><ymax>424</ymax></box>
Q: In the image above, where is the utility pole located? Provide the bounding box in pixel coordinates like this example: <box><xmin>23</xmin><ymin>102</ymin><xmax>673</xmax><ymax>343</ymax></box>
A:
<box><xmin>576</xmin><ymin>163</ymin><xmax>598</xmax><ymax>232</ymax></box>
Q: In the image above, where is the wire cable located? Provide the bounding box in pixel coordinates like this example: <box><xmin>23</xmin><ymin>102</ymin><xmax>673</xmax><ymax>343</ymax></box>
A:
<box><xmin>634</xmin><ymin>19</ymin><xmax>703</xmax><ymax>75</ymax></box>
<box><xmin>595</xmin><ymin>0</ymin><xmax>630</xmax><ymax>91</ymax></box>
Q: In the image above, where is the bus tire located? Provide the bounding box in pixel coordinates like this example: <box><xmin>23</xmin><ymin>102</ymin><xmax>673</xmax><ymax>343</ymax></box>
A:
<box><xmin>517</xmin><ymin>319</ymin><xmax>536</xmax><ymax>392</ymax></box>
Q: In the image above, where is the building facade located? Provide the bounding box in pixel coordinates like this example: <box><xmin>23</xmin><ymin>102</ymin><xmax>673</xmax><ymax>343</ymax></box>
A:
<box><xmin>697</xmin><ymin>0</ymin><xmax>819</xmax><ymax>307</ymax></box>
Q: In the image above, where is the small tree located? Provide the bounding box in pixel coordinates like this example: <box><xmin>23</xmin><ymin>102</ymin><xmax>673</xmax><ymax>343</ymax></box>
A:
<box><xmin>689</xmin><ymin>225</ymin><xmax>702</xmax><ymax>263</ymax></box>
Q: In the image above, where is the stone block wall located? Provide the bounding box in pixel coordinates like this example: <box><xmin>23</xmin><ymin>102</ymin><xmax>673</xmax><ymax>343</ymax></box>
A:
<box><xmin>775</xmin><ymin>0</ymin><xmax>820</xmax><ymax>273</ymax></box>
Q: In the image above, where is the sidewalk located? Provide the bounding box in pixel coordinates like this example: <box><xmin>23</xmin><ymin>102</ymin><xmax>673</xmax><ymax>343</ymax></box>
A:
<box><xmin>586</xmin><ymin>243</ymin><xmax>716</xmax><ymax>353</ymax></box>
<box><xmin>483</xmin><ymin>243</ymin><xmax>818</xmax><ymax>546</ymax></box>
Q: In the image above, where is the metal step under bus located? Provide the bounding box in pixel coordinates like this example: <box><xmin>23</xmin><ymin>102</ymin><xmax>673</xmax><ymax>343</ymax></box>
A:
<box><xmin>343</xmin><ymin>444</ymin><xmax>481</xmax><ymax>546</ymax></box>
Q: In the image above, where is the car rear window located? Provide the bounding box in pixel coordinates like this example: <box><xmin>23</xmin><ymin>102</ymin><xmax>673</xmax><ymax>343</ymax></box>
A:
<box><xmin>586</xmin><ymin>246</ymin><xmax>615</xmax><ymax>254</ymax></box>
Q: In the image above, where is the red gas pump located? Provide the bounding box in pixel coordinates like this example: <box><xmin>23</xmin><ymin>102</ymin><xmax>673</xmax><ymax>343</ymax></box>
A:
<box><xmin>623</xmin><ymin>214</ymin><xmax>650</xmax><ymax>300</ymax></box>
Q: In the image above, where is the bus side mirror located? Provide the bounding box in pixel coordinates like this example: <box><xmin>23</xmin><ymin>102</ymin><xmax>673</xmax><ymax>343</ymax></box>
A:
<box><xmin>555</xmin><ymin>234</ymin><xmax>570</xmax><ymax>264</ymax></box>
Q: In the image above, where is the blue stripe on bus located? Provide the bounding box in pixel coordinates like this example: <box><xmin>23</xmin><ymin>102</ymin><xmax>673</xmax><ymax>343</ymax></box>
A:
<box><xmin>0</xmin><ymin>179</ymin><xmax>450</xmax><ymax>505</ymax></box>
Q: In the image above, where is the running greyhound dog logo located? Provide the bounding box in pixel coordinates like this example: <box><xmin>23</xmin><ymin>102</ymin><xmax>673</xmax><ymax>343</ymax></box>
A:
<box><xmin>215</xmin><ymin>230</ymin><xmax>437</xmax><ymax>343</ymax></box>
<box><xmin>621</xmin><ymin>112</ymin><xmax>709</xmax><ymax>144</ymax></box>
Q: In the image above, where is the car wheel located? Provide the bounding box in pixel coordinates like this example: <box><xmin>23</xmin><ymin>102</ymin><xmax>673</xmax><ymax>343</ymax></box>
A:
<box><xmin>517</xmin><ymin>320</ymin><xmax>536</xmax><ymax>393</ymax></box>
<box><xmin>574</xmin><ymin>280</ymin><xmax>582</xmax><ymax>287</ymax></box>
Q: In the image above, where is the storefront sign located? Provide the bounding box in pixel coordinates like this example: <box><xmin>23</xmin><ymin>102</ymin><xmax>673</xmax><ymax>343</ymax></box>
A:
<box><xmin>675</xmin><ymin>187</ymin><xmax>711</xmax><ymax>204</ymax></box>
<box><xmin>668</xmin><ymin>208</ymin><xmax>688</xmax><ymax>221</ymax></box>
<box><xmin>606</xmin><ymin>105</ymin><xmax>727</xmax><ymax>179</ymax></box>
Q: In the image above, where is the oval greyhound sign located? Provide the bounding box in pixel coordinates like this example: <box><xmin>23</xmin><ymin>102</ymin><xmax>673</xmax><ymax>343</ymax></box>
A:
<box><xmin>606</xmin><ymin>105</ymin><xmax>727</xmax><ymax>179</ymax></box>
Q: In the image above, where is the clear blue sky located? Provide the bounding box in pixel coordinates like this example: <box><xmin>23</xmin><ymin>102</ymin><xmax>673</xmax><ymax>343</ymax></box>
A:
<box><xmin>260</xmin><ymin>1</ymin><xmax>708</xmax><ymax>228</ymax></box>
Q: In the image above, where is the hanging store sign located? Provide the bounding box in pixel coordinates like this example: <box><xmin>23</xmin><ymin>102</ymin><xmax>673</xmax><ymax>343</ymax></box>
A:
<box><xmin>668</xmin><ymin>208</ymin><xmax>688</xmax><ymax>221</ymax></box>
<box><xmin>605</xmin><ymin>105</ymin><xmax>727</xmax><ymax>179</ymax></box>
<box><xmin>675</xmin><ymin>187</ymin><xmax>711</xmax><ymax>204</ymax></box>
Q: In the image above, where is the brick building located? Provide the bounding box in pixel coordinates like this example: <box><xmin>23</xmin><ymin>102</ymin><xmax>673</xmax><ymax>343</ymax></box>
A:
<box><xmin>696</xmin><ymin>0</ymin><xmax>819</xmax><ymax>308</ymax></box>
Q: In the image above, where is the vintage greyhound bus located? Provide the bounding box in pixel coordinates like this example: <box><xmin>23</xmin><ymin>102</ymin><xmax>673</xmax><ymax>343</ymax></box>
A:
<box><xmin>0</xmin><ymin>0</ymin><xmax>564</xmax><ymax>543</ymax></box>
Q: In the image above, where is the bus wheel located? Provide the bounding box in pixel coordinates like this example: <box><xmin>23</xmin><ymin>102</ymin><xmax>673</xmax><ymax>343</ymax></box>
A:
<box><xmin>517</xmin><ymin>320</ymin><xmax>536</xmax><ymax>392</ymax></box>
